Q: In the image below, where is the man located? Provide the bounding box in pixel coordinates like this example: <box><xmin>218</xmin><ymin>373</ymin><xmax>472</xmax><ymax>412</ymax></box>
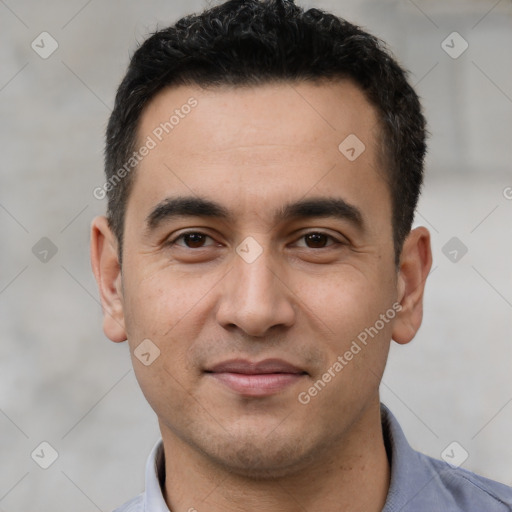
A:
<box><xmin>90</xmin><ymin>1</ymin><xmax>512</xmax><ymax>510</ymax></box>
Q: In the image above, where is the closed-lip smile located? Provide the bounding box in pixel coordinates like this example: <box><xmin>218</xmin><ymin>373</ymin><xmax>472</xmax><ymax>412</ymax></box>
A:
<box><xmin>205</xmin><ymin>358</ymin><xmax>308</xmax><ymax>397</ymax></box>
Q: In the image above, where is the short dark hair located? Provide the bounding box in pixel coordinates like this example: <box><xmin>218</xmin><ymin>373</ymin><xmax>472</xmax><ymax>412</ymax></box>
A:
<box><xmin>105</xmin><ymin>0</ymin><xmax>427</xmax><ymax>265</ymax></box>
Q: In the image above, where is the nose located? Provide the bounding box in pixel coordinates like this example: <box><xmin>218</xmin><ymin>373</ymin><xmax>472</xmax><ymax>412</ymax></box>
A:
<box><xmin>215</xmin><ymin>244</ymin><xmax>297</xmax><ymax>338</ymax></box>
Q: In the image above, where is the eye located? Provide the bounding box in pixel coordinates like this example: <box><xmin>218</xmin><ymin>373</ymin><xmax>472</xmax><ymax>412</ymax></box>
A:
<box><xmin>166</xmin><ymin>230</ymin><xmax>345</xmax><ymax>250</ymax></box>
<box><xmin>167</xmin><ymin>231</ymin><xmax>217</xmax><ymax>249</ymax></box>
<box><xmin>294</xmin><ymin>231</ymin><xmax>343</xmax><ymax>249</ymax></box>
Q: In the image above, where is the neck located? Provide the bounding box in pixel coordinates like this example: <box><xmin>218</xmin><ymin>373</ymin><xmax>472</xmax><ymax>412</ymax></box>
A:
<box><xmin>160</xmin><ymin>401</ymin><xmax>390</xmax><ymax>512</ymax></box>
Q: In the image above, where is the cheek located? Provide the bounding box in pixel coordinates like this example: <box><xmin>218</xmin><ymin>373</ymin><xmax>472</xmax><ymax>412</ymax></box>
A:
<box><xmin>122</xmin><ymin>264</ymin><xmax>208</xmax><ymax>341</ymax></box>
<box><xmin>130</xmin><ymin>349</ymin><xmax>195</xmax><ymax>430</ymax></box>
<box><xmin>121</xmin><ymin>269</ymin><xmax>201</xmax><ymax>416</ymax></box>
<box><xmin>120</xmin><ymin>265</ymin><xmax>216</xmax><ymax>385</ymax></box>
<box><xmin>295</xmin><ymin>275</ymin><xmax>394</xmax><ymax>422</ymax></box>
<box><xmin>296</xmin><ymin>266</ymin><xmax>393</xmax><ymax>337</ymax></box>
<box><xmin>294</xmin><ymin>266</ymin><xmax>396</xmax><ymax>399</ymax></box>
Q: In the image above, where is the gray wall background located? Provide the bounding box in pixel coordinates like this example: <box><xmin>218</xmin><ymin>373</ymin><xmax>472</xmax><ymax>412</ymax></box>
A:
<box><xmin>1</xmin><ymin>0</ymin><xmax>511</xmax><ymax>510</ymax></box>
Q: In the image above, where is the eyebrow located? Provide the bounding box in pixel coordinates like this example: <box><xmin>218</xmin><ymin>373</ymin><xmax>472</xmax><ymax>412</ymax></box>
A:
<box><xmin>145</xmin><ymin>195</ymin><xmax>364</xmax><ymax>232</ymax></box>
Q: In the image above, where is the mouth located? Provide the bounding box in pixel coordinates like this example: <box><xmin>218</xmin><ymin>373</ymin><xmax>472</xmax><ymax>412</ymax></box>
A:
<box><xmin>204</xmin><ymin>358</ymin><xmax>308</xmax><ymax>397</ymax></box>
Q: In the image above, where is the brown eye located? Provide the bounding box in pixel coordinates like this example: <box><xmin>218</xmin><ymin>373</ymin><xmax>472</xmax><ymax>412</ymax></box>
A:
<box><xmin>169</xmin><ymin>232</ymin><xmax>216</xmax><ymax>248</ymax></box>
<box><xmin>295</xmin><ymin>232</ymin><xmax>341</xmax><ymax>249</ymax></box>
<box><xmin>304</xmin><ymin>233</ymin><xmax>330</xmax><ymax>248</ymax></box>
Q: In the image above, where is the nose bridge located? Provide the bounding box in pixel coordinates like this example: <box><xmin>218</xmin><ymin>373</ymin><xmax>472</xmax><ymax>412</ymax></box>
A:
<box><xmin>235</xmin><ymin>244</ymin><xmax>277</xmax><ymax>302</ymax></box>
<box><xmin>216</xmin><ymin>239</ymin><xmax>295</xmax><ymax>335</ymax></box>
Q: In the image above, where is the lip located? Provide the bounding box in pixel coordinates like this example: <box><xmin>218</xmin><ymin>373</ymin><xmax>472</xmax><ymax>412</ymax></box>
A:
<box><xmin>205</xmin><ymin>358</ymin><xmax>308</xmax><ymax>397</ymax></box>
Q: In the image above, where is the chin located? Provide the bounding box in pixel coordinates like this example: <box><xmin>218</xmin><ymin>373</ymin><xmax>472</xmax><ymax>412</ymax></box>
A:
<box><xmin>199</xmin><ymin>430</ymin><xmax>319</xmax><ymax>479</ymax></box>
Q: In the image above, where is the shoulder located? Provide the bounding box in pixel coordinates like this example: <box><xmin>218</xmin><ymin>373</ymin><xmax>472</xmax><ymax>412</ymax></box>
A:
<box><xmin>111</xmin><ymin>493</ymin><xmax>144</xmax><ymax>512</ymax></box>
<box><xmin>417</xmin><ymin>451</ymin><xmax>512</xmax><ymax>511</ymax></box>
<box><xmin>381</xmin><ymin>404</ymin><xmax>512</xmax><ymax>511</ymax></box>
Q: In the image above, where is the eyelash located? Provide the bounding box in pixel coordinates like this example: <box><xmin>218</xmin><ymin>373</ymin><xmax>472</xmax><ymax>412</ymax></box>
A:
<box><xmin>166</xmin><ymin>230</ymin><xmax>345</xmax><ymax>249</ymax></box>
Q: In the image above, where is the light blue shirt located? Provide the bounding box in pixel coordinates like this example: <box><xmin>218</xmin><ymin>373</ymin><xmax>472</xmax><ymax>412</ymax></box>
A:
<box><xmin>113</xmin><ymin>403</ymin><xmax>512</xmax><ymax>511</ymax></box>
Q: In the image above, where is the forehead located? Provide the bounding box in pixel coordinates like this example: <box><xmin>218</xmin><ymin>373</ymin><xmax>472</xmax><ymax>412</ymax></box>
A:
<box><xmin>140</xmin><ymin>79</ymin><xmax>381</xmax><ymax>156</ymax></box>
<box><xmin>127</xmin><ymin>79</ymin><xmax>390</xmax><ymax>232</ymax></box>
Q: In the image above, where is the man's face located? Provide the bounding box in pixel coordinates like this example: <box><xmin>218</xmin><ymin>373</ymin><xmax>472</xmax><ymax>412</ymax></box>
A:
<box><xmin>107</xmin><ymin>80</ymin><xmax>406</xmax><ymax>476</ymax></box>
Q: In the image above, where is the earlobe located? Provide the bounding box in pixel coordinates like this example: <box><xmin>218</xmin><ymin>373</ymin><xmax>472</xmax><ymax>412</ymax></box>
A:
<box><xmin>90</xmin><ymin>216</ymin><xmax>127</xmax><ymax>343</ymax></box>
<box><xmin>392</xmin><ymin>227</ymin><xmax>432</xmax><ymax>345</ymax></box>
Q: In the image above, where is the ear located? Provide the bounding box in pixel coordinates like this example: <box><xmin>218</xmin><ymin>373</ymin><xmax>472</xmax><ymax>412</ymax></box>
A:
<box><xmin>392</xmin><ymin>226</ymin><xmax>432</xmax><ymax>345</ymax></box>
<box><xmin>90</xmin><ymin>216</ymin><xmax>127</xmax><ymax>343</ymax></box>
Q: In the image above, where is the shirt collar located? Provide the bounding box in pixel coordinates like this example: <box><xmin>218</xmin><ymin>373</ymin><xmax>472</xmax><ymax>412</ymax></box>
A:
<box><xmin>143</xmin><ymin>439</ymin><xmax>170</xmax><ymax>512</ymax></box>
<box><xmin>144</xmin><ymin>403</ymin><xmax>437</xmax><ymax>511</ymax></box>
<box><xmin>380</xmin><ymin>402</ymin><xmax>449</xmax><ymax>511</ymax></box>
